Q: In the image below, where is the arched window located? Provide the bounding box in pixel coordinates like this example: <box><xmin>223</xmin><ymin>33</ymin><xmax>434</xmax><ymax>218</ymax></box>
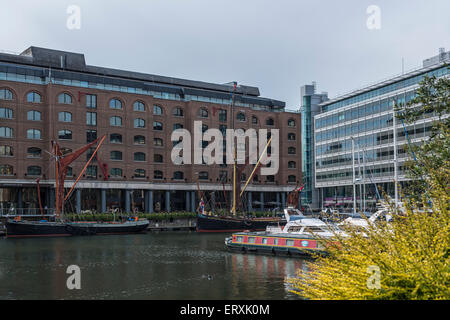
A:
<box><xmin>110</xmin><ymin>133</ymin><xmax>122</xmax><ymax>144</ymax></box>
<box><xmin>110</xmin><ymin>168</ymin><xmax>123</xmax><ymax>177</ymax></box>
<box><xmin>288</xmin><ymin>175</ymin><xmax>296</xmax><ymax>183</ymax></box>
<box><xmin>199</xmin><ymin>108</ymin><xmax>208</xmax><ymax>118</ymax></box>
<box><xmin>134</xmin><ymin>118</ymin><xmax>145</xmax><ymax>128</ymax></box>
<box><xmin>134</xmin><ymin>135</ymin><xmax>145</xmax><ymax>145</ymax></box>
<box><xmin>154</xmin><ymin>170</ymin><xmax>163</xmax><ymax>179</ymax></box>
<box><xmin>288</xmin><ymin>147</ymin><xmax>296</xmax><ymax>155</ymax></box>
<box><xmin>27</xmin><ymin>147</ymin><xmax>41</xmax><ymax>158</ymax></box>
<box><xmin>134</xmin><ymin>152</ymin><xmax>146</xmax><ymax>162</ymax></box>
<box><xmin>288</xmin><ymin>119</ymin><xmax>296</xmax><ymax>127</ymax></box>
<box><xmin>173</xmin><ymin>123</ymin><xmax>183</xmax><ymax>130</ymax></box>
<box><xmin>0</xmin><ymin>88</ymin><xmax>13</xmax><ymax>100</ymax></box>
<box><xmin>288</xmin><ymin>161</ymin><xmax>296</xmax><ymax>169</ymax></box>
<box><xmin>133</xmin><ymin>101</ymin><xmax>145</xmax><ymax>112</ymax></box>
<box><xmin>153</xmin><ymin>105</ymin><xmax>163</xmax><ymax>115</ymax></box>
<box><xmin>173</xmin><ymin>171</ymin><xmax>184</xmax><ymax>180</ymax></box>
<box><xmin>27</xmin><ymin>110</ymin><xmax>41</xmax><ymax>121</ymax></box>
<box><xmin>0</xmin><ymin>145</ymin><xmax>13</xmax><ymax>157</ymax></box>
<box><xmin>110</xmin><ymin>151</ymin><xmax>123</xmax><ymax>160</ymax></box>
<box><xmin>27</xmin><ymin>129</ymin><xmax>41</xmax><ymax>140</ymax></box>
<box><xmin>58</xmin><ymin>111</ymin><xmax>72</xmax><ymax>122</ymax></box>
<box><xmin>26</xmin><ymin>92</ymin><xmax>41</xmax><ymax>103</ymax></box>
<box><xmin>266</xmin><ymin>118</ymin><xmax>274</xmax><ymax>126</ymax></box>
<box><xmin>110</xmin><ymin>116</ymin><xmax>122</xmax><ymax>127</ymax></box>
<box><xmin>173</xmin><ymin>107</ymin><xmax>183</xmax><ymax>117</ymax></box>
<box><xmin>27</xmin><ymin>166</ymin><xmax>41</xmax><ymax>176</ymax></box>
<box><xmin>237</xmin><ymin>112</ymin><xmax>246</xmax><ymax>121</ymax></box>
<box><xmin>134</xmin><ymin>169</ymin><xmax>146</xmax><ymax>178</ymax></box>
<box><xmin>154</xmin><ymin>154</ymin><xmax>163</xmax><ymax>163</ymax></box>
<box><xmin>288</xmin><ymin>133</ymin><xmax>296</xmax><ymax>141</ymax></box>
<box><xmin>58</xmin><ymin>130</ymin><xmax>72</xmax><ymax>140</ymax></box>
<box><xmin>153</xmin><ymin>138</ymin><xmax>163</xmax><ymax>146</ymax></box>
<box><xmin>153</xmin><ymin>121</ymin><xmax>163</xmax><ymax>131</ymax></box>
<box><xmin>0</xmin><ymin>164</ymin><xmax>13</xmax><ymax>176</ymax></box>
<box><xmin>0</xmin><ymin>108</ymin><xmax>13</xmax><ymax>119</ymax></box>
<box><xmin>58</xmin><ymin>93</ymin><xmax>73</xmax><ymax>104</ymax></box>
<box><xmin>109</xmin><ymin>98</ymin><xmax>122</xmax><ymax>109</ymax></box>
<box><xmin>198</xmin><ymin>171</ymin><xmax>209</xmax><ymax>180</ymax></box>
<box><xmin>252</xmin><ymin>116</ymin><xmax>258</xmax><ymax>125</ymax></box>
<box><xmin>0</xmin><ymin>127</ymin><xmax>13</xmax><ymax>138</ymax></box>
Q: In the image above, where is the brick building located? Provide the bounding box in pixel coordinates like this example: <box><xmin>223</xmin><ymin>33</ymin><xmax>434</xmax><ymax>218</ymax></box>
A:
<box><xmin>0</xmin><ymin>46</ymin><xmax>301</xmax><ymax>214</ymax></box>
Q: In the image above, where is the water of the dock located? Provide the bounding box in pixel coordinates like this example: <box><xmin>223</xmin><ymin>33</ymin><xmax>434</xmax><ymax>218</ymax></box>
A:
<box><xmin>0</xmin><ymin>232</ymin><xmax>307</xmax><ymax>299</ymax></box>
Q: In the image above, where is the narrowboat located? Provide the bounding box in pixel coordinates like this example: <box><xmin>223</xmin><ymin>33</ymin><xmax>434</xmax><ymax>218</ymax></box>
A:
<box><xmin>225</xmin><ymin>207</ymin><xmax>345</xmax><ymax>256</ymax></box>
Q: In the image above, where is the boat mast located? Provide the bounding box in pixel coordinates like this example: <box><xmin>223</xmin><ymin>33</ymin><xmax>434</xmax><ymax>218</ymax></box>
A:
<box><xmin>231</xmin><ymin>82</ymin><xmax>237</xmax><ymax>216</ymax></box>
<box><xmin>392</xmin><ymin>101</ymin><xmax>399</xmax><ymax>211</ymax></box>
<box><xmin>351</xmin><ymin>136</ymin><xmax>357</xmax><ymax>215</ymax></box>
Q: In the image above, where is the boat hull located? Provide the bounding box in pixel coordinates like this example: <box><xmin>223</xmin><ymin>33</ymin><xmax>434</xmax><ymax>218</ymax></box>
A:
<box><xmin>66</xmin><ymin>220</ymin><xmax>150</xmax><ymax>236</ymax></box>
<box><xmin>225</xmin><ymin>232</ymin><xmax>329</xmax><ymax>257</ymax></box>
<box><xmin>196</xmin><ymin>214</ymin><xmax>284</xmax><ymax>233</ymax></box>
<box><xmin>5</xmin><ymin>219</ymin><xmax>150</xmax><ymax>238</ymax></box>
<box><xmin>5</xmin><ymin>220</ymin><xmax>71</xmax><ymax>238</ymax></box>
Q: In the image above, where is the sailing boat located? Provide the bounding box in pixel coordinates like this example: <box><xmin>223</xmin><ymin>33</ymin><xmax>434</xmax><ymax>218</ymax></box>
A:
<box><xmin>5</xmin><ymin>137</ymin><xmax>149</xmax><ymax>238</ymax></box>
<box><xmin>196</xmin><ymin>82</ymin><xmax>290</xmax><ymax>232</ymax></box>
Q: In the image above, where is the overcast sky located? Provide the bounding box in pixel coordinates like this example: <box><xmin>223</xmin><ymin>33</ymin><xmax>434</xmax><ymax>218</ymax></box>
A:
<box><xmin>1</xmin><ymin>0</ymin><xmax>449</xmax><ymax>110</ymax></box>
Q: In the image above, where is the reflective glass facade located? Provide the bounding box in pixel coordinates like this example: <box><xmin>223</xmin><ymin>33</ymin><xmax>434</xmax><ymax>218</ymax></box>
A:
<box><xmin>314</xmin><ymin>61</ymin><xmax>449</xmax><ymax>211</ymax></box>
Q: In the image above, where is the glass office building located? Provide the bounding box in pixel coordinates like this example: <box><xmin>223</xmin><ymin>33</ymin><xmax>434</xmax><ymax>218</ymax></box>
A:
<box><xmin>301</xmin><ymin>83</ymin><xmax>328</xmax><ymax>210</ymax></box>
<box><xmin>314</xmin><ymin>50</ymin><xmax>449</xmax><ymax>211</ymax></box>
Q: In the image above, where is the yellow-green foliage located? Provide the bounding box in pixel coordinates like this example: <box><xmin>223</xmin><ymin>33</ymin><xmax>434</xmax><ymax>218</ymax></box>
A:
<box><xmin>287</xmin><ymin>169</ymin><xmax>449</xmax><ymax>300</ymax></box>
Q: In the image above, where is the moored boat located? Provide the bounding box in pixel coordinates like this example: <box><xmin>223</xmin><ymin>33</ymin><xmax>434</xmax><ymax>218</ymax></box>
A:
<box><xmin>225</xmin><ymin>207</ymin><xmax>343</xmax><ymax>257</ymax></box>
<box><xmin>66</xmin><ymin>219</ymin><xmax>150</xmax><ymax>236</ymax></box>
<box><xmin>5</xmin><ymin>219</ymin><xmax>71</xmax><ymax>238</ymax></box>
<box><xmin>5</xmin><ymin>218</ymin><xmax>150</xmax><ymax>238</ymax></box>
<box><xmin>196</xmin><ymin>213</ymin><xmax>284</xmax><ymax>233</ymax></box>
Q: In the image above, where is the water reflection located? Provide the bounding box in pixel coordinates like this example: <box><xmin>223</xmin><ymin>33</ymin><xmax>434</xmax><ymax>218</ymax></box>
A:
<box><xmin>0</xmin><ymin>233</ymin><xmax>306</xmax><ymax>300</ymax></box>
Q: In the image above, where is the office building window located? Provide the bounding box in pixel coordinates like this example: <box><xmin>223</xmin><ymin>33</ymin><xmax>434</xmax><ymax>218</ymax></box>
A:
<box><xmin>110</xmin><ymin>133</ymin><xmax>122</xmax><ymax>144</ymax></box>
<box><xmin>87</xmin><ymin>112</ymin><xmax>97</xmax><ymax>126</ymax></box>
<box><xmin>153</xmin><ymin>105</ymin><xmax>163</xmax><ymax>115</ymax></box>
<box><xmin>110</xmin><ymin>168</ymin><xmax>123</xmax><ymax>177</ymax></box>
<box><xmin>110</xmin><ymin>151</ymin><xmax>123</xmax><ymax>161</ymax></box>
<box><xmin>0</xmin><ymin>88</ymin><xmax>13</xmax><ymax>100</ymax></box>
<box><xmin>134</xmin><ymin>135</ymin><xmax>145</xmax><ymax>145</ymax></box>
<box><xmin>110</xmin><ymin>116</ymin><xmax>122</xmax><ymax>127</ymax></box>
<box><xmin>109</xmin><ymin>98</ymin><xmax>122</xmax><ymax>109</ymax></box>
<box><xmin>133</xmin><ymin>101</ymin><xmax>145</xmax><ymax>112</ymax></box>
<box><xmin>26</xmin><ymin>92</ymin><xmax>41</xmax><ymax>103</ymax></box>
<box><xmin>135</xmin><ymin>169</ymin><xmax>146</xmax><ymax>178</ymax></box>
<box><xmin>0</xmin><ymin>108</ymin><xmax>13</xmax><ymax>119</ymax></box>
<box><xmin>58</xmin><ymin>130</ymin><xmax>72</xmax><ymax>140</ymax></box>
<box><xmin>134</xmin><ymin>118</ymin><xmax>145</xmax><ymax>128</ymax></box>
<box><xmin>58</xmin><ymin>111</ymin><xmax>72</xmax><ymax>122</ymax></box>
<box><xmin>58</xmin><ymin>93</ymin><xmax>72</xmax><ymax>104</ymax></box>
<box><xmin>27</xmin><ymin>129</ymin><xmax>41</xmax><ymax>140</ymax></box>
<box><xmin>86</xmin><ymin>94</ymin><xmax>97</xmax><ymax>108</ymax></box>
<box><xmin>134</xmin><ymin>152</ymin><xmax>146</xmax><ymax>162</ymax></box>
<box><xmin>27</xmin><ymin>166</ymin><xmax>41</xmax><ymax>176</ymax></box>
<box><xmin>87</xmin><ymin>130</ymin><xmax>97</xmax><ymax>143</ymax></box>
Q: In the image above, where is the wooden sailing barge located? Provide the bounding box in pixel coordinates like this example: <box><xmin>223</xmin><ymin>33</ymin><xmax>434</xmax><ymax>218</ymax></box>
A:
<box><xmin>5</xmin><ymin>136</ymin><xmax>149</xmax><ymax>238</ymax></box>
